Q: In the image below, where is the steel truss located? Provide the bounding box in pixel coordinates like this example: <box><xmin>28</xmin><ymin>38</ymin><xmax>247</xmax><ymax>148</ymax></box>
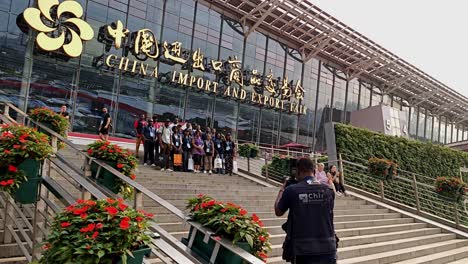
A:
<box><xmin>200</xmin><ymin>0</ymin><xmax>468</xmax><ymax>125</ymax></box>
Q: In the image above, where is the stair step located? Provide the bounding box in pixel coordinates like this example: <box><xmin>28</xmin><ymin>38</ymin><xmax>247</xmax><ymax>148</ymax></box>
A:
<box><xmin>0</xmin><ymin>257</ymin><xmax>27</xmax><ymax>264</ymax></box>
<box><xmin>339</xmin><ymin>228</ymin><xmax>441</xmax><ymax>247</ymax></box>
<box><xmin>339</xmin><ymin>239</ymin><xmax>468</xmax><ymax>264</ymax></box>
<box><xmin>392</xmin><ymin>245</ymin><xmax>468</xmax><ymax>264</ymax></box>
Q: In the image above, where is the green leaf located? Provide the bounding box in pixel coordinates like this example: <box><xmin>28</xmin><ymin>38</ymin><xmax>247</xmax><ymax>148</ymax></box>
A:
<box><xmin>97</xmin><ymin>250</ymin><xmax>105</xmax><ymax>258</ymax></box>
<box><xmin>245</xmin><ymin>234</ymin><xmax>253</xmax><ymax>248</ymax></box>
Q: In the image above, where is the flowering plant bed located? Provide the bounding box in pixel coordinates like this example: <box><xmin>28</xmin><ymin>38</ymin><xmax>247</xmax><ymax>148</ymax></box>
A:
<box><xmin>434</xmin><ymin>177</ymin><xmax>466</xmax><ymax>201</ymax></box>
<box><xmin>368</xmin><ymin>157</ymin><xmax>398</xmax><ymax>180</ymax></box>
<box><xmin>29</xmin><ymin>107</ymin><xmax>68</xmax><ymax>137</ymax></box>
<box><xmin>187</xmin><ymin>194</ymin><xmax>271</xmax><ymax>262</ymax></box>
<box><xmin>0</xmin><ymin>124</ymin><xmax>52</xmax><ymax>196</ymax></box>
<box><xmin>39</xmin><ymin>198</ymin><xmax>154</xmax><ymax>264</ymax></box>
<box><xmin>87</xmin><ymin>141</ymin><xmax>138</xmax><ymax>199</ymax></box>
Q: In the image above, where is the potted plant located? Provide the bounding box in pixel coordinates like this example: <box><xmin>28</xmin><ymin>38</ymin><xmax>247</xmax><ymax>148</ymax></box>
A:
<box><xmin>0</xmin><ymin>123</ymin><xmax>53</xmax><ymax>203</ymax></box>
<box><xmin>434</xmin><ymin>177</ymin><xmax>466</xmax><ymax>202</ymax></box>
<box><xmin>368</xmin><ymin>157</ymin><xmax>398</xmax><ymax>180</ymax></box>
<box><xmin>39</xmin><ymin>198</ymin><xmax>154</xmax><ymax>264</ymax></box>
<box><xmin>238</xmin><ymin>144</ymin><xmax>259</xmax><ymax>158</ymax></box>
<box><xmin>29</xmin><ymin>107</ymin><xmax>69</xmax><ymax>149</ymax></box>
<box><xmin>87</xmin><ymin>141</ymin><xmax>138</xmax><ymax>199</ymax></box>
<box><xmin>186</xmin><ymin>194</ymin><xmax>271</xmax><ymax>263</ymax></box>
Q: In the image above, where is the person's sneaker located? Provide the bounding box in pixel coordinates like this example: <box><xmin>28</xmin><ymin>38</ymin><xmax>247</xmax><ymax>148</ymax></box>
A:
<box><xmin>203</xmin><ymin>171</ymin><xmax>207</xmax><ymax>174</ymax></box>
<box><xmin>209</xmin><ymin>170</ymin><xmax>212</xmax><ymax>175</ymax></box>
<box><xmin>151</xmin><ymin>164</ymin><xmax>156</xmax><ymax>167</ymax></box>
<box><xmin>336</xmin><ymin>192</ymin><xmax>343</xmax><ymax>197</ymax></box>
<box><xmin>143</xmin><ymin>163</ymin><xmax>147</xmax><ymax>166</ymax></box>
<box><xmin>161</xmin><ymin>168</ymin><xmax>165</xmax><ymax>172</ymax></box>
<box><xmin>167</xmin><ymin>169</ymin><xmax>173</xmax><ymax>172</ymax></box>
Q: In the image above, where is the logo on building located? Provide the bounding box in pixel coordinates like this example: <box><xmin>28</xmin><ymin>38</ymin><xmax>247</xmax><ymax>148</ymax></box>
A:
<box><xmin>23</xmin><ymin>0</ymin><xmax>94</xmax><ymax>58</ymax></box>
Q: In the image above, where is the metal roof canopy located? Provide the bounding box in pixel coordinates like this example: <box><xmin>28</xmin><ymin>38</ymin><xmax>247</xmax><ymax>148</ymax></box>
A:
<box><xmin>200</xmin><ymin>0</ymin><xmax>468</xmax><ymax>125</ymax></box>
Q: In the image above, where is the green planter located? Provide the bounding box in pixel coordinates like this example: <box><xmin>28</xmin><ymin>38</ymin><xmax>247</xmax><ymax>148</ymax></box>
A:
<box><xmin>13</xmin><ymin>159</ymin><xmax>42</xmax><ymax>204</ymax></box>
<box><xmin>116</xmin><ymin>246</ymin><xmax>151</xmax><ymax>264</ymax></box>
<box><xmin>184</xmin><ymin>227</ymin><xmax>253</xmax><ymax>264</ymax></box>
<box><xmin>90</xmin><ymin>161</ymin><xmax>120</xmax><ymax>194</ymax></box>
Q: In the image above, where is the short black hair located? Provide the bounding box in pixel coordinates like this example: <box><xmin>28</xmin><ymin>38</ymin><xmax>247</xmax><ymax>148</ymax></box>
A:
<box><xmin>297</xmin><ymin>158</ymin><xmax>314</xmax><ymax>174</ymax></box>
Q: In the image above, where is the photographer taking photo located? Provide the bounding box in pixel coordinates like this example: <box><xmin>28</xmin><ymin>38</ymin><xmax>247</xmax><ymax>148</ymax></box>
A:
<box><xmin>274</xmin><ymin>158</ymin><xmax>337</xmax><ymax>264</ymax></box>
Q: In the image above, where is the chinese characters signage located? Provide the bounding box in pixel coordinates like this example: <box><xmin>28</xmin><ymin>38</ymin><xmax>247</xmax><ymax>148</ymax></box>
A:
<box><xmin>98</xmin><ymin>20</ymin><xmax>306</xmax><ymax>115</ymax></box>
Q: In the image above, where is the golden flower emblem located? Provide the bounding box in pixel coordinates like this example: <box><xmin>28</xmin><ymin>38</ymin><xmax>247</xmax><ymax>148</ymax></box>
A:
<box><xmin>23</xmin><ymin>0</ymin><xmax>94</xmax><ymax>58</ymax></box>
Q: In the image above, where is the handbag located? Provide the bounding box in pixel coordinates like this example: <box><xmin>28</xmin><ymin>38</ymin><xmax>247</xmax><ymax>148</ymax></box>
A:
<box><xmin>233</xmin><ymin>160</ymin><xmax>238</xmax><ymax>173</ymax></box>
<box><xmin>214</xmin><ymin>156</ymin><xmax>222</xmax><ymax>169</ymax></box>
<box><xmin>188</xmin><ymin>158</ymin><xmax>194</xmax><ymax>171</ymax></box>
<box><xmin>173</xmin><ymin>154</ymin><xmax>182</xmax><ymax>166</ymax></box>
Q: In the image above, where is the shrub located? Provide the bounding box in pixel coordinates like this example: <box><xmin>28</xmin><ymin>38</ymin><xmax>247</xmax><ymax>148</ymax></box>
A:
<box><xmin>87</xmin><ymin>141</ymin><xmax>138</xmax><ymax>199</ymax></box>
<box><xmin>434</xmin><ymin>177</ymin><xmax>466</xmax><ymax>201</ymax></box>
<box><xmin>368</xmin><ymin>157</ymin><xmax>398</xmax><ymax>180</ymax></box>
<box><xmin>29</xmin><ymin>107</ymin><xmax>68</xmax><ymax>137</ymax></box>
<box><xmin>0</xmin><ymin>124</ymin><xmax>53</xmax><ymax>193</ymax></box>
<box><xmin>39</xmin><ymin>198</ymin><xmax>153</xmax><ymax>264</ymax></box>
<box><xmin>261</xmin><ymin>155</ymin><xmax>292</xmax><ymax>181</ymax></box>
<box><xmin>238</xmin><ymin>144</ymin><xmax>259</xmax><ymax>158</ymax></box>
<box><xmin>187</xmin><ymin>194</ymin><xmax>271</xmax><ymax>262</ymax></box>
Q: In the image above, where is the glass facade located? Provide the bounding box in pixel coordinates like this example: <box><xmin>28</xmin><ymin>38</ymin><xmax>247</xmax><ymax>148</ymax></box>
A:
<box><xmin>1</xmin><ymin>0</ymin><xmax>468</xmax><ymax>153</ymax></box>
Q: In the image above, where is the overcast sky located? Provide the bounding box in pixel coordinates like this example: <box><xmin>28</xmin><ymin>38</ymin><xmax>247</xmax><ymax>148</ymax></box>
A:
<box><xmin>312</xmin><ymin>0</ymin><xmax>468</xmax><ymax>97</ymax></box>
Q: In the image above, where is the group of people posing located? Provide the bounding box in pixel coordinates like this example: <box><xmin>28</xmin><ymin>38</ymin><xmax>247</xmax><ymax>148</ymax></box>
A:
<box><xmin>134</xmin><ymin>115</ymin><xmax>237</xmax><ymax>175</ymax></box>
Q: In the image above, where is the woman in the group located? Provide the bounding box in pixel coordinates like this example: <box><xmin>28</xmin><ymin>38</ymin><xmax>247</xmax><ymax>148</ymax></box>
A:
<box><xmin>213</xmin><ymin>132</ymin><xmax>224</xmax><ymax>174</ymax></box>
<box><xmin>223</xmin><ymin>133</ymin><xmax>236</xmax><ymax>176</ymax></box>
<box><xmin>203</xmin><ymin>133</ymin><xmax>215</xmax><ymax>174</ymax></box>
<box><xmin>182</xmin><ymin>129</ymin><xmax>192</xmax><ymax>172</ymax></box>
<box><xmin>327</xmin><ymin>165</ymin><xmax>347</xmax><ymax>196</ymax></box>
<box><xmin>172</xmin><ymin>126</ymin><xmax>182</xmax><ymax>171</ymax></box>
<box><xmin>192</xmin><ymin>130</ymin><xmax>205</xmax><ymax>173</ymax></box>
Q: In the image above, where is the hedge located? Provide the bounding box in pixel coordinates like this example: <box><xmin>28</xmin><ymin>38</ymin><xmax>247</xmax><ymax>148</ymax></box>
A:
<box><xmin>335</xmin><ymin>124</ymin><xmax>468</xmax><ymax>179</ymax></box>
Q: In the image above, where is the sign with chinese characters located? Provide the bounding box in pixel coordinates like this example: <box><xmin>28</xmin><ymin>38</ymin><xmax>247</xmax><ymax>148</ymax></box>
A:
<box><xmin>97</xmin><ymin>20</ymin><xmax>307</xmax><ymax>115</ymax></box>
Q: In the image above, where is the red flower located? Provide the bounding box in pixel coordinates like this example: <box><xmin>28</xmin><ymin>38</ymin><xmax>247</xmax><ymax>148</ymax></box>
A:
<box><xmin>72</xmin><ymin>206</ymin><xmax>89</xmax><ymax>215</ymax></box>
<box><xmin>42</xmin><ymin>244</ymin><xmax>51</xmax><ymax>250</ymax></box>
<box><xmin>85</xmin><ymin>245</ymin><xmax>91</xmax><ymax>249</ymax></box>
<box><xmin>4</xmin><ymin>149</ymin><xmax>11</xmax><ymax>154</ymax></box>
<box><xmin>117</xmin><ymin>163</ymin><xmax>124</xmax><ymax>169</ymax></box>
<box><xmin>239</xmin><ymin>209</ymin><xmax>247</xmax><ymax>216</ymax></box>
<box><xmin>13</xmin><ymin>144</ymin><xmax>21</xmax><ymax>149</ymax></box>
<box><xmin>96</xmin><ymin>223</ymin><xmax>103</xmax><ymax>229</ymax></box>
<box><xmin>258</xmin><ymin>236</ymin><xmax>266</xmax><ymax>242</ymax></box>
<box><xmin>258</xmin><ymin>252</ymin><xmax>268</xmax><ymax>262</ymax></box>
<box><xmin>194</xmin><ymin>205</ymin><xmax>200</xmax><ymax>211</ymax></box>
<box><xmin>80</xmin><ymin>213</ymin><xmax>87</xmax><ymax>219</ymax></box>
<box><xmin>100</xmin><ymin>146</ymin><xmax>106</xmax><ymax>150</ymax></box>
<box><xmin>106</xmin><ymin>198</ymin><xmax>115</xmax><ymax>204</ymax></box>
<box><xmin>198</xmin><ymin>194</ymin><xmax>205</xmax><ymax>198</ymax></box>
<box><xmin>213</xmin><ymin>236</ymin><xmax>221</xmax><ymax>241</ymax></box>
<box><xmin>86</xmin><ymin>200</ymin><xmax>97</xmax><ymax>206</ymax></box>
<box><xmin>77</xmin><ymin>199</ymin><xmax>85</xmax><ymax>204</ymax></box>
<box><xmin>65</xmin><ymin>205</ymin><xmax>75</xmax><ymax>212</ymax></box>
<box><xmin>136</xmin><ymin>216</ymin><xmax>144</xmax><ymax>222</ymax></box>
<box><xmin>6</xmin><ymin>179</ymin><xmax>14</xmax><ymax>185</ymax></box>
<box><xmin>118</xmin><ymin>203</ymin><xmax>128</xmax><ymax>211</ymax></box>
<box><xmin>130</xmin><ymin>174</ymin><xmax>136</xmax><ymax>180</ymax></box>
<box><xmin>220</xmin><ymin>208</ymin><xmax>228</xmax><ymax>213</ymax></box>
<box><xmin>108</xmin><ymin>149</ymin><xmax>114</xmax><ymax>153</ymax></box>
<box><xmin>60</xmin><ymin>222</ymin><xmax>71</xmax><ymax>228</ymax></box>
<box><xmin>230</xmin><ymin>216</ymin><xmax>237</xmax><ymax>222</ymax></box>
<box><xmin>252</xmin><ymin>214</ymin><xmax>260</xmax><ymax>223</ymax></box>
<box><xmin>8</xmin><ymin>165</ymin><xmax>17</xmax><ymax>173</ymax></box>
<box><xmin>87</xmin><ymin>149</ymin><xmax>93</xmax><ymax>155</ymax></box>
<box><xmin>80</xmin><ymin>223</ymin><xmax>96</xmax><ymax>233</ymax></box>
<box><xmin>120</xmin><ymin>217</ymin><xmax>131</xmax><ymax>230</ymax></box>
<box><xmin>91</xmin><ymin>231</ymin><xmax>99</xmax><ymax>239</ymax></box>
<box><xmin>258</xmin><ymin>221</ymin><xmax>264</xmax><ymax>227</ymax></box>
<box><xmin>105</xmin><ymin>206</ymin><xmax>118</xmax><ymax>216</ymax></box>
<box><xmin>0</xmin><ymin>181</ymin><xmax>7</xmax><ymax>186</ymax></box>
<box><xmin>145</xmin><ymin>212</ymin><xmax>154</xmax><ymax>218</ymax></box>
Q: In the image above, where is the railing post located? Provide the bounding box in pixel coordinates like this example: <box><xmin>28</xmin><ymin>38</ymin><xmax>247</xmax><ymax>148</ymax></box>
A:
<box><xmin>247</xmin><ymin>156</ymin><xmax>250</xmax><ymax>172</ymax></box>
<box><xmin>32</xmin><ymin>189</ymin><xmax>46</xmax><ymax>261</ymax></box>
<box><xmin>338</xmin><ymin>153</ymin><xmax>345</xmax><ymax>185</ymax></box>
<box><xmin>83</xmin><ymin>156</ymin><xmax>92</xmax><ymax>178</ymax></box>
<box><xmin>2</xmin><ymin>196</ymin><xmax>14</xmax><ymax>243</ymax></box>
<box><xmin>51</xmin><ymin>135</ymin><xmax>58</xmax><ymax>154</ymax></box>
<box><xmin>411</xmin><ymin>174</ymin><xmax>421</xmax><ymax>213</ymax></box>
<box><xmin>454</xmin><ymin>203</ymin><xmax>460</xmax><ymax>228</ymax></box>
<box><xmin>264</xmin><ymin>155</ymin><xmax>269</xmax><ymax>182</ymax></box>
<box><xmin>379</xmin><ymin>180</ymin><xmax>385</xmax><ymax>201</ymax></box>
<box><xmin>134</xmin><ymin>190</ymin><xmax>143</xmax><ymax>210</ymax></box>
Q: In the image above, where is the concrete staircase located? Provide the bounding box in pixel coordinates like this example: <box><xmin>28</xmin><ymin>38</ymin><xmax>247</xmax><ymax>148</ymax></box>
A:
<box><xmin>43</xmin><ymin>148</ymin><xmax>468</xmax><ymax>264</ymax></box>
<box><xmin>131</xmin><ymin>164</ymin><xmax>468</xmax><ymax>264</ymax></box>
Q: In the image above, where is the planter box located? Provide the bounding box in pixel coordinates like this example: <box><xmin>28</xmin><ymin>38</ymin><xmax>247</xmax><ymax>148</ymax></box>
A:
<box><xmin>116</xmin><ymin>246</ymin><xmax>151</xmax><ymax>264</ymax></box>
<box><xmin>184</xmin><ymin>227</ymin><xmax>253</xmax><ymax>264</ymax></box>
<box><xmin>13</xmin><ymin>159</ymin><xmax>42</xmax><ymax>204</ymax></box>
<box><xmin>90</xmin><ymin>161</ymin><xmax>120</xmax><ymax>194</ymax></box>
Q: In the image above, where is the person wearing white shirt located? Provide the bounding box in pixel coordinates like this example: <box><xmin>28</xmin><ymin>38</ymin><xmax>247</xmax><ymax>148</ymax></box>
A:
<box><xmin>158</xmin><ymin>119</ymin><xmax>173</xmax><ymax>172</ymax></box>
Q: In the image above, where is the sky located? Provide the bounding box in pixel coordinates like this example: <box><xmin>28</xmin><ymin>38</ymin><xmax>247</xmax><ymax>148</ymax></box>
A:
<box><xmin>312</xmin><ymin>0</ymin><xmax>468</xmax><ymax>97</ymax></box>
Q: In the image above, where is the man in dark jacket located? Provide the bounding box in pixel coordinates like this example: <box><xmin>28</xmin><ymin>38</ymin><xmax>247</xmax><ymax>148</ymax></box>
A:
<box><xmin>275</xmin><ymin>158</ymin><xmax>336</xmax><ymax>264</ymax></box>
<box><xmin>142</xmin><ymin>119</ymin><xmax>156</xmax><ymax>166</ymax></box>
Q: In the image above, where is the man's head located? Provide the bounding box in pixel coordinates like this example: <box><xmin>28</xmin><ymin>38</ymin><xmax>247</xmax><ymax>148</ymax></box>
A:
<box><xmin>206</xmin><ymin>127</ymin><xmax>211</xmax><ymax>133</ymax></box>
<box><xmin>102</xmin><ymin>107</ymin><xmax>108</xmax><ymax>113</ymax></box>
<box><xmin>139</xmin><ymin>114</ymin><xmax>145</xmax><ymax>120</ymax></box>
<box><xmin>317</xmin><ymin>163</ymin><xmax>325</xmax><ymax>172</ymax></box>
<box><xmin>61</xmin><ymin>105</ymin><xmax>67</xmax><ymax>112</ymax></box>
<box><xmin>174</xmin><ymin>118</ymin><xmax>179</xmax><ymax>124</ymax></box>
<box><xmin>148</xmin><ymin>119</ymin><xmax>153</xmax><ymax>126</ymax></box>
<box><xmin>152</xmin><ymin>115</ymin><xmax>157</xmax><ymax>121</ymax></box>
<box><xmin>296</xmin><ymin>158</ymin><xmax>315</xmax><ymax>181</ymax></box>
<box><xmin>164</xmin><ymin>119</ymin><xmax>170</xmax><ymax>127</ymax></box>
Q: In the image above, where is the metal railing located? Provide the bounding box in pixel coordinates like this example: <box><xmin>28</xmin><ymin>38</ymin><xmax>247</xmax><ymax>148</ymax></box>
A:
<box><xmin>0</xmin><ymin>101</ymin><xmax>264</xmax><ymax>264</ymax></box>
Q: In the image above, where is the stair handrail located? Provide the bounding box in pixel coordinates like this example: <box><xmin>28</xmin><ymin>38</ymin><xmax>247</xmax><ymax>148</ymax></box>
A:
<box><xmin>1</xmin><ymin>101</ymin><xmax>265</xmax><ymax>264</ymax></box>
